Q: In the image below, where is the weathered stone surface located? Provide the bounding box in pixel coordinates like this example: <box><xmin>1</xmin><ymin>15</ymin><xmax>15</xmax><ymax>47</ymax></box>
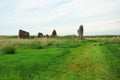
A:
<box><xmin>37</xmin><ymin>33</ymin><xmax>43</xmax><ymax>38</ymax></box>
<box><xmin>52</xmin><ymin>30</ymin><xmax>57</xmax><ymax>38</ymax></box>
<box><xmin>19</xmin><ymin>30</ymin><xmax>29</xmax><ymax>39</ymax></box>
<box><xmin>77</xmin><ymin>25</ymin><xmax>84</xmax><ymax>40</ymax></box>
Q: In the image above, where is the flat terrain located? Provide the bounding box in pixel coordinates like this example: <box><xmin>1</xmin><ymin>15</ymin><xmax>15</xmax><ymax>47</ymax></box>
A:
<box><xmin>0</xmin><ymin>37</ymin><xmax>120</xmax><ymax>80</ymax></box>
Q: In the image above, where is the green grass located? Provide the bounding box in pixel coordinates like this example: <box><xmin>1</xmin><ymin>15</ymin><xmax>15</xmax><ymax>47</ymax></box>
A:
<box><xmin>0</xmin><ymin>37</ymin><xmax>120</xmax><ymax>80</ymax></box>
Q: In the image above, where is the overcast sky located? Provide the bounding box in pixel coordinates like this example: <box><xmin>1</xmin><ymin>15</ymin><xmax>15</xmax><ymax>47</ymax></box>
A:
<box><xmin>0</xmin><ymin>0</ymin><xmax>120</xmax><ymax>35</ymax></box>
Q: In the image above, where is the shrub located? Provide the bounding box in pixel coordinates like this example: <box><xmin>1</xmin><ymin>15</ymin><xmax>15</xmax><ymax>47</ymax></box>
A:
<box><xmin>2</xmin><ymin>46</ymin><xmax>16</xmax><ymax>54</ymax></box>
<box><xmin>30</xmin><ymin>42</ymin><xmax>43</xmax><ymax>49</ymax></box>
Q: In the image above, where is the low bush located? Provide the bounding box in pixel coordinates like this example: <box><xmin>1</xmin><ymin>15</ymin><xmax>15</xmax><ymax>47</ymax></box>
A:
<box><xmin>2</xmin><ymin>45</ymin><xmax>16</xmax><ymax>54</ymax></box>
<box><xmin>30</xmin><ymin>43</ymin><xmax>43</xmax><ymax>49</ymax></box>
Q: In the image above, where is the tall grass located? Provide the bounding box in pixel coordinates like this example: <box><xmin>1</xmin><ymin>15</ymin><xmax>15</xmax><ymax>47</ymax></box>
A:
<box><xmin>0</xmin><ymin>38</ymin><xmax>79</xmax><ymax>50</ymax></box>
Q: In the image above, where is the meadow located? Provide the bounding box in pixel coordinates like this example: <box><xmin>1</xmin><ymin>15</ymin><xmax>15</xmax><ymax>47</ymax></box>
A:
<box><xmin>0</xmin><ymin>36</ymin><xmax>120</xmax><ymax>80</ymax></box>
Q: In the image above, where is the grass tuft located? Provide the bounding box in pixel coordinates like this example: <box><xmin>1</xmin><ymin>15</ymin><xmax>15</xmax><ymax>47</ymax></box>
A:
<box><xmin>30</xmin><ymin>42</ymin><xmax>43</xmax><ymax>49</ymax></box>
<box><xmin>1</xmin><ymin>45</ymin><xmax>16</xmax><ymax>54</ymax></box>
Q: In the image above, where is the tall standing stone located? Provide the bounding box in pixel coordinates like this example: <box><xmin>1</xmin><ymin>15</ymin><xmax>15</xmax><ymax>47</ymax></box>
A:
<box><xmin>77</xmin><ymin>25</ymin><xmax>84</xmax><ymax>40</ymax></box>
<box><xmin>37</xmin><ymin>33</ymin><xmax>43</xmax><ymax>38</ymax></box>
<box><xmin>52</xmin><ymin>30</ymin><xmax>57</xmax><ymax>38</ymax></box>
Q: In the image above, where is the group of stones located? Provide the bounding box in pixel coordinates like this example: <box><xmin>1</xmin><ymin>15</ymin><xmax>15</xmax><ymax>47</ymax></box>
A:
<box><xmin>19</xmin><ymin>29</ymin><xmax>57</xmax><ymax>39</ymax></box>
<box><xmin>19</xmin><ymin>25</ymin><xmax>84</xmax><ymax>40</ymax></box>
<box><xmin>37</xmin><ymin>30</ymin><xmax>57</xmax><ymax>38</ymax></box>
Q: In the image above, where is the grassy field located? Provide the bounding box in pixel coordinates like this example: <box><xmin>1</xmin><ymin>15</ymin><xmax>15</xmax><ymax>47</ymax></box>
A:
<box><xmin>0</xmin><ymin>37</ymin><xmax>120</xmax><ymax>80</ymax></box>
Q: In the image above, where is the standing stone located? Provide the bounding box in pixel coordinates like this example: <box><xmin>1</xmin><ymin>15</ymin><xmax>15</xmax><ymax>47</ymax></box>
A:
<box><xmin>19</xmin><ymin>29</ymin><xmax>29</xmax><ymax>39</ymax></box>
<box><xmin>37</xmin><ymin>33</ymin><xmax>43</xmax><ymax>38</ymax></box>
<box><xmin>77</xmin><ymin>25</ymin><xmax>84</xmax><ymax>40</ymax></box>
<box><xmin>52</xmin><ymin>30</ymin><xmax>57</xmax><ymax>38</ymax></box>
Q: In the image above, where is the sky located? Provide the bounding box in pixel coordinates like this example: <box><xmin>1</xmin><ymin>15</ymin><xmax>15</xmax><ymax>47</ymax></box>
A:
<box><xmin>0</xmin><ymin>0</ymin><xmax>120</xmax><ymax>36</ymax></box>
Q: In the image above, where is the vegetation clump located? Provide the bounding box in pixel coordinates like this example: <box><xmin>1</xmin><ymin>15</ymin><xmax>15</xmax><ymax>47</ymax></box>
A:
<box><xmin>2</xmin><ymin>45</ymin><xmax>16</xmax><ymax>54</ymax></box>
